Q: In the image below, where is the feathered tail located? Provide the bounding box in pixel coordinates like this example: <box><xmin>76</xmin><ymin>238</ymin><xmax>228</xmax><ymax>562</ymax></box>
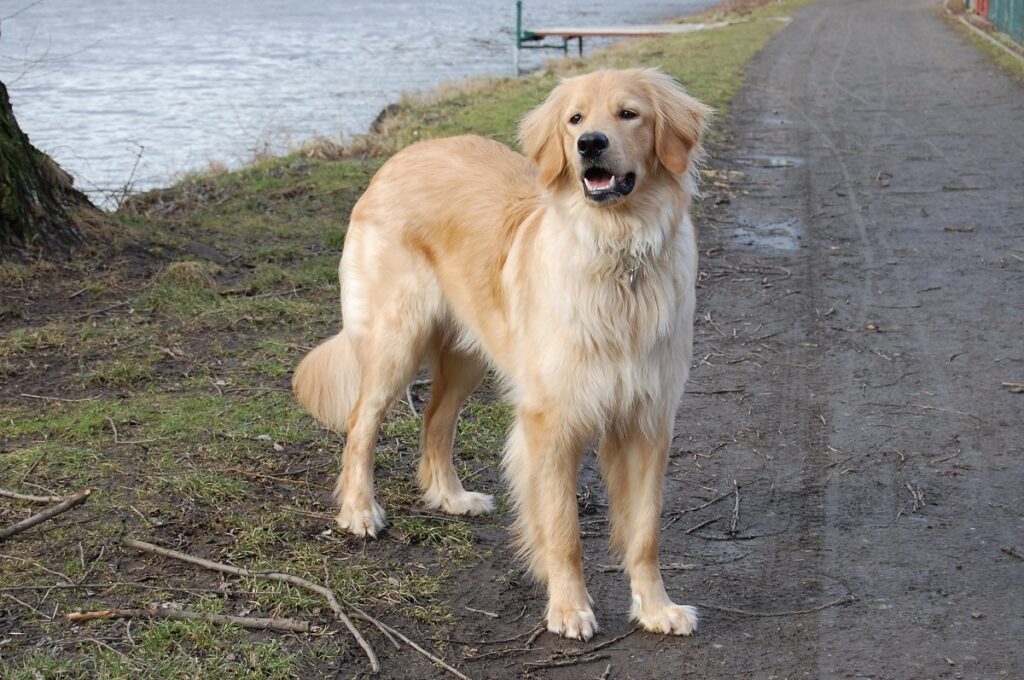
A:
<box><xmin>292</xmin><ymin>331</ymin><xmax>360</xmax><ymax>432</ymax></box>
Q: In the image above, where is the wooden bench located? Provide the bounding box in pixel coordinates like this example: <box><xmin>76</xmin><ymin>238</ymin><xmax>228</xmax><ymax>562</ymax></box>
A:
<box><xmin>515</xmin><ymin>0</ymin><xmax>726</xmax><ymax>72</ymax></box>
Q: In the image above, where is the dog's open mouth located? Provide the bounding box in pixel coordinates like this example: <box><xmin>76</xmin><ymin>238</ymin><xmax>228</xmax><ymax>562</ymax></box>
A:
<box><xmin>582</xmin><ymin>168</ymin><xmax>636</xmax><ymax>202</ymax></box>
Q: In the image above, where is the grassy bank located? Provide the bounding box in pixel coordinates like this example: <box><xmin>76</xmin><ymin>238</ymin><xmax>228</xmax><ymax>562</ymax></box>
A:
<box><xmin>940</xmin><ymin>1</ymin><xmax>1024</xmax><ymax>79</ymax></box>
<box><xmin>0</xmin><ymin>1</ymin><xmax>812</xmax><ymax>677</ymax></box>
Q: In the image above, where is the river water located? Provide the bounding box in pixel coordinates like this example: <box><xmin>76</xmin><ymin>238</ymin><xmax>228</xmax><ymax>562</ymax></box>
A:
<box><xmin>1</xmin><ymin>0</ymin><xmax>714</xmax><ymax>203</ymax></box>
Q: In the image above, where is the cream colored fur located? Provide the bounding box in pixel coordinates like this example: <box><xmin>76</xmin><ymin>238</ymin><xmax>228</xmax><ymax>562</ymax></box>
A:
<box><xmin>293</xmin><ymin>68</ymin><xmax>712</xmax><ymax>639</ymax></box>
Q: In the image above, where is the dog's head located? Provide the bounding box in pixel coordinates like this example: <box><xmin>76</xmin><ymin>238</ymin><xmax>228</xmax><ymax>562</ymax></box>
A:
<box><xmin>518</xmin><ymin>68</ymin><xmax>712</xmax><ymax>206</ymax></box>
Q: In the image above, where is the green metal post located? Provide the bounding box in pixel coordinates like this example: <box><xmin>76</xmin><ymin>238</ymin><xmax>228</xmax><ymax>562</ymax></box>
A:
<box><xmin>516</xmin><ymin>0</ymin><xmax>523</xmax><ymax>48</ymax></box>
<box><xmin>515</xmin><ymin>0</ymin><xmax>522</xmax><ymax>73</ymax></box>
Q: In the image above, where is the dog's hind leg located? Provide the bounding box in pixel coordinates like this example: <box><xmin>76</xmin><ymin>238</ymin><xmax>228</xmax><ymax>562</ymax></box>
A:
<box><xmin>599</xmin><ymin>421</ymin><xmax>697</xmax><ymax>636</ymax></box>
<box><xmin>417</xmin><ymin>346</ymin><xmax>493</xmax><ymax>516</ymax></box>
<box><xmin>333</xmin><ymin>271</ymin><xmax>436</xmax><ymax>538</ymax></box>
<box><xmin>334</xmin><ymin>329</ymin><xmax>429</xmax><ymax>537</ymax></box>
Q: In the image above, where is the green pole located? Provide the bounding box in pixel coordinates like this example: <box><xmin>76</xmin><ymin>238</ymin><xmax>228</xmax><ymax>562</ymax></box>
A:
<box><xmin>516</xmin><ymin>0</ymin><xmax>523</xmax><ymax>49</ymax></box>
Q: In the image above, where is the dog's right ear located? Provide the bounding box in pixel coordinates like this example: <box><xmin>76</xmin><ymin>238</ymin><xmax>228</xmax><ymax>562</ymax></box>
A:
<box><xmin>518</xmin><ymin>87</ymin><xmax>569</xmax><ymax>189</ymax></box>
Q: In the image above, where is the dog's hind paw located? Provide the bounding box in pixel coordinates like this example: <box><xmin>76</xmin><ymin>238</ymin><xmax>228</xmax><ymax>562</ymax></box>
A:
<box><xmin>632</xmin><ymin>598</ymin><xmax>698</xmax><ymax>636</ymax></box>
<box><xmin>429</xmin><ymin>490</ymin><xmax>494</xmax><ymax>516</ymax></box>
<box><xmin>336</xmin><ymin>499</ymin><xmax>386</xmax><ymax>538</ymax></box>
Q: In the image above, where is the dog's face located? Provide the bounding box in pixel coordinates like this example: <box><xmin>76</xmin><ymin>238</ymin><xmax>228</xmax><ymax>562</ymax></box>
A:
<box><xmin>519</xmin><ymin>69</ymin><xmax>712</xmax><ymax>207</ymax></box>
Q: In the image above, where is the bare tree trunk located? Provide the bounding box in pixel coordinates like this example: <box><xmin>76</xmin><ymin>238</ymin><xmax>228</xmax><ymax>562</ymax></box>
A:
<box><xmin>0</xmin><ymin>79</ymin><xmax>96</xmax><ymax>255</ymax></box>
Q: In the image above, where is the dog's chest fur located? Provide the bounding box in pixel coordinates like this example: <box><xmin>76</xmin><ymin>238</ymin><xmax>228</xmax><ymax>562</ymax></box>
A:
<box><xmin>505</xmin><ymin>210</ymin><xmax>697</xmax><ymax>427</ymax></box>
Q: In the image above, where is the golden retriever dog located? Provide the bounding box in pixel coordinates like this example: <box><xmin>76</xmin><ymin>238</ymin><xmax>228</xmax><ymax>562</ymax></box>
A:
<box><xmin>293</xmin><ymin>68</ymin><xmax>711</xmax><ymax>640</ymax></box>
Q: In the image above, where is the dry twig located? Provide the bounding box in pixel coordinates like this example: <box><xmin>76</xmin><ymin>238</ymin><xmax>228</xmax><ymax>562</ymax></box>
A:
<box><xmin>0</xmin><ymin>489</ymin><xmax>92</xmax><ymax>541</ymax></box>
<box><xmin>68</xmin><ymin>603</ymin><xmax>313</xmax><ymax>633</ymax></box>
<box><xmin>524</xmin><ymin>653</ymin><xmax>610</xmax><ymax>670</ymax></box>
<box><xmin>122</xmin><ymin>538</ymin><xmax>379</xmax><ymax>674</ymax></box>
<box><xmin>729</xmin><ymin>479</ymin><xmax>741</xmax><ymax>535</ymax></box>
<box><xmin>350</xmin><ymin>606</ymin><xmax>471</xmax><ymax>680</ymax></box>
<box><xmin>698</xmin><ymin>594</ymin><xmax>856</xmax><ymax>617</ymax></box>
<box><xmin>0</xmin><ymin>488</ymin><xmax>66</xmax><ymax>503</ymax></box>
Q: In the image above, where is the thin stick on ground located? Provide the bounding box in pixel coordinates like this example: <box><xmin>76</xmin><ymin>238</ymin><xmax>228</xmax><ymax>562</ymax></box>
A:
<box><xmin>698</xmin><ymin>593</ymin><xmax>856</xmax><ymax>617</ymax></box>
<box><xmin>524</xmin><ymin>653</ymin><xmax>610</xmax><ymax>670</ymax></box>
<box><xmin>0</xmin><ymin>488</ymin><xmax>66</xmax><ymax>504</ymax></box>
<box><xmin>68</xmin><ymin>604</ymin><xmax>314</xmax><ymax>633</ymax></box>
<box><xmin>443</xmin><ymin>621</ymin><xmax>545</xmax><ymax>646</ymax></box>
<box><xmin>729</xmin><ymin>479</ymin><xmax>741</xmax><ymax>535</ymax></box>
<box><xmin>0</xmin><ymin>489</ymin><xmax>92</xmax><ymax>541</ymax></box>
<box><xmin>350</xmin><ymin>606</ymin><xmax>472</xmax><ymax>680</ymax></box>
<box><xmin>122</xmin><ymin>538</ymin><xmax>379</xmax><ymax>674</ymax></box>
<box><xmin>520</xmin><ymin>628</ymin><xmax>636</xmax><ymax>671</ymax></box>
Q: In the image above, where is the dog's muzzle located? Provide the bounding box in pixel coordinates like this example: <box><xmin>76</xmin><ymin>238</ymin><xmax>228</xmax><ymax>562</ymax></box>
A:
<box><xmin>582</xmin><ymin>166</ymin><xmax>636</xmax><ymax>203</ymax></box>
<box><xmin>577</xmin><ymin>132</ymin><xmax>635</xmax><ymax>203</ymax></box>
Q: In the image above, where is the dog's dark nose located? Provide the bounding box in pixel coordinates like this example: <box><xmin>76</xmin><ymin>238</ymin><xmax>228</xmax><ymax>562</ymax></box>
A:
<box><xmin>577</xmin><ymin>132</ymin><xmax>609</xmax><ymax>159</ymax></box>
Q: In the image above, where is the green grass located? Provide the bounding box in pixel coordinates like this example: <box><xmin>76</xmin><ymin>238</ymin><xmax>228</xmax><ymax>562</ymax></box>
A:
<box><xmin>0</xmin><ymin>1</ymin><xmax>813</xmax><ymax>675</ymax></box>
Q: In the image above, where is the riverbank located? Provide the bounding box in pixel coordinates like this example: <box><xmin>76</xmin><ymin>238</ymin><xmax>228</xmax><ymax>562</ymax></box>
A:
<box><xmin>0</xmin><ymin>0</ymin><xmax>719</xmax><ymax>202</ymax></box>
<box><xmin>1</xmin><ymin>1</ymin><xmax>813</xmax><ymax>677</ymax></box>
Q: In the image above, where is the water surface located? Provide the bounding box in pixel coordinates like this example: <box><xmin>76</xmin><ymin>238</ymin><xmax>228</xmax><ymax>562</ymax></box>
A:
<box><xmin>1</xmin><ymin>0</ymin><xmax>714</xmax><ymax>202</ymax></box>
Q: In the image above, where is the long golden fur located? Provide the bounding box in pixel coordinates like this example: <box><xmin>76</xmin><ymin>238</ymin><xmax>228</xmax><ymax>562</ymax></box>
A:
<box><xmin>293</xmin><ymin>68</ymin><xmax>712</xmax><ymax>640</ymax></box>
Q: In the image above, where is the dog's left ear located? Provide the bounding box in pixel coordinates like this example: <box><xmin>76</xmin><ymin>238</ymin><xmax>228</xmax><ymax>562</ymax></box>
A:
<box><xmin>645</xmin><ymin>70</ymin><xmax>713</xmax><ymax>175</ymax></box>
<box><xmin>518</xmin><ymin>87</ymin><xmax>569</xmax><ymax>189</ymax></box>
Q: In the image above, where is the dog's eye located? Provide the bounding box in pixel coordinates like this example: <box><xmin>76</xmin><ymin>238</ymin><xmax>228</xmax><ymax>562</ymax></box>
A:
<box><xmin>619</xmin><ymin>109</ymin><xmax>638</xmax><ymax>120</ymax></box>
<box><xmin>568</xmin><ymin>113</ymin><xmax>583</xmax><ymax>125</ymax></box>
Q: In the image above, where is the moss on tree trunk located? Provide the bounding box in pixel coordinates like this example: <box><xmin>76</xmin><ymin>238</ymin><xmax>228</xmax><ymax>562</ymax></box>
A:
<box><xmin>1</xmin><ymin>79</ymin><xmax>96</xmax><ymax>255</ymax></box>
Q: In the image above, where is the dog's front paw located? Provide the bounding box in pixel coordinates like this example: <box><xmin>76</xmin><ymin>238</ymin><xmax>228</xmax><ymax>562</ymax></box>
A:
<box><xmin>336</xmin><ymin>499</ymin><xmax>386</xmax><ymax>538</ymax></box>
<box><xmin>546</xmin><ymin>603</ymin><xmax>598</xmax><ymax>640</ymax></box>
<box><xmin>632</xmin><ymin>596</ymin><xmax>698</xmax><ymax>636</ymax></box>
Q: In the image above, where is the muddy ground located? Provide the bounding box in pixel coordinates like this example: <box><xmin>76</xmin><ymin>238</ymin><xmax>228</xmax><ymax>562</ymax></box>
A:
<box><xmin>2</xmin><ymin>0</ymin><xmax>1022</xmax><ymax>677</ymax></box>
<box><xmin>443</xmin><ymin>1</ymin><xmax>1024</xmax><ymax>678</ymax></box>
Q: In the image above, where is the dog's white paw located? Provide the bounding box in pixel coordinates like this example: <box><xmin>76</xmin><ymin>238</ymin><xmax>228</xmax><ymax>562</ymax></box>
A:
<box><xmin>336</xmin><ymin>499</ymin><xmax>386</xmax><ymax>538</ymax></box>
<box><xmin>632</xmin><ymin>596</ymin><xmax>698</xmax><ymax>636</ymax></box>
<box><xmin>429</xmin><ymin>490</ymin><xmax>494</xmax><ymax>516</ymax></box>
<box><xmin>547</xmin><ymin>603</ymin><xmax>599</xmax><ymax>641</ymax></box>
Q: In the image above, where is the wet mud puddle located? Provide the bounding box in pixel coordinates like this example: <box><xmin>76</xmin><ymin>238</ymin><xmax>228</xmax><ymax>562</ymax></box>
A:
<box><xmin>723</xmin><ymin>155</ymin><xmax>805</xmax><ymax>253</ymax></box>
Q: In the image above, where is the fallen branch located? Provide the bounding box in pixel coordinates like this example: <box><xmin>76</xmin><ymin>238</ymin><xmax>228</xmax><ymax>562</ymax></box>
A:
<box><xmin>68</xmin><ymin>603</ymin><xmax>313</xmax><ymax>633</ymax></box>
<box><xmin>18</xmin><ymin>393</ymin><xmax>99</xmax><ymax>403</ymax></box>
<box><xmin>524</xmin><ymin>653</ymin><xmax>610</xmax><ymax>670</ymax></box>
<box><xmin>122</xmin><ymin>538</ymin><xmax>378</xmax><ymax>674</ymax></box>
<box><xmin>0</xmin><ymin>489</ymin><xmax>92</xmax><ymax>541</ymax></box>
<box><xmin>0</xmin><ymin>488</ymin><xmax>66</xmax><ymax>504</ymax></box>
<box><xmin>443</xmin><ymin>622</ymin><xmax>545</xmax><ymax>647</ymax></box>
<box><xmin>677</xmin><ymin>479</ymin><xmax>762</xmax><ymax>516</ymax></box>
<box><xmin>698</xmin><ymin>594</ymin><xmax>856</xmax><ymax>617</ymax></box>
<box><xmin>351</xmin><ymin>606</ymin><xmax>471</xmax><ymax>680</ymax></box>
<box><xmin>1001</xmin><ymin>546</ymin><xmax>1024</xmax><ymax>561</ymax></box>
<box><xmin>520</xmin><ymin>628</ymin><xmax>635</xmax><ymax>672</ymax></box>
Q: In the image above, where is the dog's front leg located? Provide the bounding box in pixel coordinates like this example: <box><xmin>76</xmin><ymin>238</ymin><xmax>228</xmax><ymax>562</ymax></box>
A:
<box><xmin>599</xmin><ymin>423</ymin><xmax>698</xmax><ymax>635</ymax></box>
<box><xmin>507</xmin><ymin>407</ymin><xmax>596</xmax><ymax>640</ymax></box>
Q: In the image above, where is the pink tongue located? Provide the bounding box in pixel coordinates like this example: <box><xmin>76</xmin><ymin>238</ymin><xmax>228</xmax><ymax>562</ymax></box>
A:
<box><xmin>586</xmin><ymin>175</ymin><xmax>615</xmax><ymax>191</ymax></box>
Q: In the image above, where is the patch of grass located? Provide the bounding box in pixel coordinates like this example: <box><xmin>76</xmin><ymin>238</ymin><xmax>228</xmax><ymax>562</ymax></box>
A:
<box><xmin>392</xmin><ymin>515</ymin><xmax>475</xmax><ymax>562</ymax></box>
<box><xmin>75</xmin><ymin>352</ymin><xmax>163</xmax><ymax>389</ymax></box>
<box><xmin>0</xmin><ymin>260</ymin><xmax>34</xmax><ymax>286</ymax></box>
<box><xmin>156</xmin><ymin>260</ymin><xmax>221</xmax><ymax>288</ymax></box>
<box><xmin>0</xmin><ymin>324</ymin><xmax>70</xmax><ymax>357</ymax></box>
<box><xmin>161</xmin><ymin>468</ymin><xmax>250</xmax><ymax>504</ymax></box>
<box><xmin>382</xmin><ymin>408</ymin><xmax>421</xmax><ymax>448</ymax></box>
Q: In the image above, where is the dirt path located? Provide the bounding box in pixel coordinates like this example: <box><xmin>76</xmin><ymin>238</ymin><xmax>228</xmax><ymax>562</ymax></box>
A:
<box><xmin>450</xmin><ymin>1</ymin><xmax>1024</xmax><ymax>677</ymax></box>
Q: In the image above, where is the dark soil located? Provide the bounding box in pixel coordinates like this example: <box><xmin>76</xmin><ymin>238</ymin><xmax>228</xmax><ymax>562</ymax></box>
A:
<box><xmin>441</xmin><ymin>1</ymin><xmax>1024</xmax><ymax>677</ymax></box>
